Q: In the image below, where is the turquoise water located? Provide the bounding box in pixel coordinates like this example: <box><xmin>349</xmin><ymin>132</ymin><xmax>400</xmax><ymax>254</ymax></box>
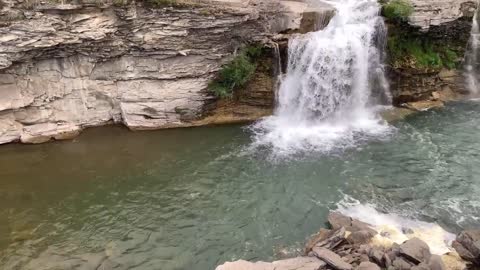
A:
<box><xmin>1</xmin><ymin>101</ymin><xmax>480</xmax><ymax>270</ymax></box>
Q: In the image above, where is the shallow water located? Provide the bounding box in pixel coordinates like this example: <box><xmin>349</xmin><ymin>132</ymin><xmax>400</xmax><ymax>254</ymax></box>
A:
<box><xmin>1</xmin><ymin>101</ymin><xmax>480</xmax><ymax>270</ymax></box>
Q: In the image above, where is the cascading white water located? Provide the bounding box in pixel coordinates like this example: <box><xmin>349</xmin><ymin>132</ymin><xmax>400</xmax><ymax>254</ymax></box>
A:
<box><xmin>251</xmin><ymin>0</ymin><xmax>392</xmax><ymax>155</ymax></box>
<box><xmin>466</xmin><ymin>5</ymin><xmax>480</xmax><ymax>94</ymax></box>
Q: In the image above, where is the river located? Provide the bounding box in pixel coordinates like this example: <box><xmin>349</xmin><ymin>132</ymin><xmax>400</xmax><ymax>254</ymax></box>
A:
<box><xmin>1</xmin><ymin>101</ymin><xmax>480</xmax><ymax>270</ymax></box>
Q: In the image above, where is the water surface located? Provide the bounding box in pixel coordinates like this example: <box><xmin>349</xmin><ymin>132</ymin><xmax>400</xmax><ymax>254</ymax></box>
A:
<box><xmin>1</xmin><ymin>101</ymin><xmax>480</xmax><ymax>270</ymax></box>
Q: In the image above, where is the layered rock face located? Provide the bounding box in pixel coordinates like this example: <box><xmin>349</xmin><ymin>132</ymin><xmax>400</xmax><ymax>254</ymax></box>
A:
<box><xmin>409</xmin><ymin>0</ymin><xmax>477</xmax><ymax>30</ymax></box>
<box><xmin>387</xmin><ymin>0</ymin><xmax>477</xmax><ymax>107</ymax></box>
<box><xmin>0</xmin><ymin>0</ymin><xmax>330</xmax><ymax>144</ymax></box>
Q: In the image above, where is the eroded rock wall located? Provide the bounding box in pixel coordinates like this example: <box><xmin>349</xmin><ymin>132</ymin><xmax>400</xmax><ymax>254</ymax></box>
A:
<box><xmin>387</xmin><ymin>0</ymin><xmax>477</xmax><ymax>106</ymax></box>
<box><xmin>0</xmin><ymin>0</ymin><xmax>326</xmax><ymax>144</ymax></box>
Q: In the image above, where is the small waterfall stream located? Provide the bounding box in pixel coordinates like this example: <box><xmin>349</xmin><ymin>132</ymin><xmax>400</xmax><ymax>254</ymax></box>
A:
<box><xmin>466</xmin><ymin>4</ymin><xmax>480</xmax><ymax>94</ymax></box>
<box><xmin>251</xmin><ymin>0</ymin><xmax>391</xmax><ymax>154</ymax></box>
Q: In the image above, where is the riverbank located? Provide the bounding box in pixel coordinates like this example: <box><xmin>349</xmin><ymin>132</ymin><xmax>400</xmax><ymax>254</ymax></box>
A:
<box><xmin>216</xmin><ymin>211</ymin><xmax>479</xmax><ymax>270</ymax></box>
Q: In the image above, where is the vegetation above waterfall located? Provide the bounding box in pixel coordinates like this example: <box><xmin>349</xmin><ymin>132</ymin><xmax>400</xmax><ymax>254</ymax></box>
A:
<box><xmin>381</xmin><ymin>0</ymin><xmax>466</xmax><ymax>71</ymax></box>
<box><xmin>381</xmin><ymin>0</ymin><xmax>413</xmax><ymax>22</ymax></box>
<box><xmin>208</xmin><ymin>45</ymin><xmax>263</xmax><ymax>98</ymax></box>
<box><xmin>387</xmin><ymin>33</ymin><xmax>459</xmax><ymax>70</ymax></box>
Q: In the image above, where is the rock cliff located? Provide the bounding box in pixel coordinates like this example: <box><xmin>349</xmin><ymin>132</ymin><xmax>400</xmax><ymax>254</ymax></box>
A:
<box><xmin>0</xmin><ymin>0</ymin><xmax>330</xmax><ymax>144</ymax></box>
<box><xmin>387</xmin><ymin>0</ymin><xmax>477</xmax><ymax>107</ymax></box>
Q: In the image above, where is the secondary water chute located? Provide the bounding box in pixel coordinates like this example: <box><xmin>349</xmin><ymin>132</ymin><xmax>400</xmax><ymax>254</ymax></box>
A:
<box><xmin>466</xmin><ymin>3</ymin><xmax>480</xmax><ymax>94</ymax></box>
<box><xmin>251</xmin><ymin>0</ymin><xmax>392</xmax><ymax>155</ymax></box>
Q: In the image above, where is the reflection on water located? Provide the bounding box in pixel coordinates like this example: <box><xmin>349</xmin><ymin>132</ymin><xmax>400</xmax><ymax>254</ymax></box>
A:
<box><xmin>1</xmin><ymin>102</ymin><xmax>480</xmax><ymax>269</ymax></box>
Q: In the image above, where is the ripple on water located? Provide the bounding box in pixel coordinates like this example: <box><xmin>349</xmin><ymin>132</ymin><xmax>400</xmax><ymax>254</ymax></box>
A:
<box><xmin>0</xmin><ymin>102</ymin><xmax>480</xmax><ymax>269</ymax></box>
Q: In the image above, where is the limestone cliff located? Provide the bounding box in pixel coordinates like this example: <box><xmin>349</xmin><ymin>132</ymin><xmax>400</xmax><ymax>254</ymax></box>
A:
<box><xmin>386</xmin><ymin>0</ymin><xmax>477</xmax><ymax>107</ymax></box>
<box><xmin>0</xmin><ymin>0</ymin><xmax>326</xmax><ymax>144</ymax></box>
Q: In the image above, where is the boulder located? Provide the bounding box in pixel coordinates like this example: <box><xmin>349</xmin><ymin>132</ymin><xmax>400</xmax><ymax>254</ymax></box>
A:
<box><xmin>328</xmin><ymin>212</ymin><xmax>353</xmax><ymax>230</ymax></box>
<box><xmin>452</xmin><ymin>241</ymin><xmax>476</xmax><ymax>262</ymax></box>
<box><xmin>399</xmin><ymin>238</ymin><xmax>432</xmax><ymax>264</ymax></box>
<box><xmin>411</xmin><ymin>262</ymin><xmax>430</xmax><ymax>270</ymax></box>
<box><xmin>312</xmin><ymin>227</ymin><xmax>347</xmax><ymax>251</ymax></box>
<box><xmin>215</xmin><ymin>260</ymin><xmax>274</xmax><ymax>270</ymax></box>
<box><xmin>453</xmin><ymin>230</ymin><xmax>480</xmax><ymax>265</ymax></box>
<box><xmin>428</xmin><ymin>255</ymin><xmax>446</xmax><ymax>270</ymax></box>
<box><xmin>392</xmin><ymin>257</ymin><xmax>414</xmax><ymax>270</ymax></box>
<box><xmin>357</xmin><ymin>262</ymin><xmax>381</xmax><ymax>270</ymax></box>
<box><xmin>384</xmin><ymin>252</ymin><xmax>393</xmax><ymax>268</ymax></box>
<box><xmin>215</xmin><ymin>257</ymin><xmax>326</xmax><ymax>270</ymax></box>
<box><xmin>368</xmin><ymin>247</ymin><xmax>385</xmax><ymax>267</ymax></box>
<box><xmin>305</xmin><ymin>228</ymin><xmax>332</xmax><ymax>253</ymax></box>
<box><xmin>347</xmin><ymin>230</ymin><xmax>376</xmax><ymax>245</ymax></box>
<box><xmin>272</xmin><ymin>257</ymin><xmax>326</xmax><ymax>270</ymax></box>
<box><xmin>327</xmin><ymin>212</ymin><xmax>377</xmax><ymax>235</ymax></box>
<box><xmin>312</xmin><ymin>247</ymin><xmax>353</xmax><ymax>270</ymax></box>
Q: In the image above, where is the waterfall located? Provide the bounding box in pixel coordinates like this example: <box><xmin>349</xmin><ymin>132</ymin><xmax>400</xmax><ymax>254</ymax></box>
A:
<box><xmin>466</xmin><ymin>5</ymin><xmax>480</xmax><ymax>94</ymax></box>
<box><xmin>250</xmin><ymin>0</ymin><xmax>392</xmax><ymax>155</ymax></box>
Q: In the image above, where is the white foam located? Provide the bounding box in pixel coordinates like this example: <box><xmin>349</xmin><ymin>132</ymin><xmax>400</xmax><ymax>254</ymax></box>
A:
<box><xmin>336</xmin><ymin>200</ymin><xmax>455</xmax><ymax>255</ymax></box>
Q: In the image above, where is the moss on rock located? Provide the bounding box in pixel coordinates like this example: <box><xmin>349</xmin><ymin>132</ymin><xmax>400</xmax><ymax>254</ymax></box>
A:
<box><xmin>386</xmin><ymin>24</ymin><xmax>463</xmax><ymax>71</ymax></box>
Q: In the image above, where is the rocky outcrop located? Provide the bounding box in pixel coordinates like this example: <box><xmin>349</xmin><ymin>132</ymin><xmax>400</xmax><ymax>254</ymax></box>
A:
<box><xmin>0</xmin><ymin>0</ymin><xmax>334</xmax><ymax>144</ymax></box>
<box><xmin>408</xmin><ymin>0</ymin><xmax>477</xmax><ymax>30</ymax></box>
<box><xmin>216</xmin><ymin>211</ymin><xmax>463</xmax><ymax>270</ymax></box>
<box><xmin>386</xmin><ymin>0</ymin><xmax>477</xmax><ymax>108</ymax></box>
<box><xmin>452</xmin><ymin>230</ymin><xmax>480</xmax><ymax>266</ymax></box>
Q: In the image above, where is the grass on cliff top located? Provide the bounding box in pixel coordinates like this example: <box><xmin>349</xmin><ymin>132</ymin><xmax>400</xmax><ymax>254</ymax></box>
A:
<box><xmin>208</xmin><ymin>45</ymin><xmax>263</xmax><ymax>98</ymax></box>
<box><xmin>387</xmin><ymin>35</ymin><xmax>459</xmax><ymax>70</ymax></box>
<box><xmin>382</xmin><ymin>0</ymin><xmax>414</xmax><ymax>22</ymax></box>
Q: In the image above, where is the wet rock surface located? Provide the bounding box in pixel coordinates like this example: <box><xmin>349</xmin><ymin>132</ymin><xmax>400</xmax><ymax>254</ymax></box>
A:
<box><xmin>453</xmin><ymin>230</ymin><xmax>480</xmax><ymax>266</ymax></box>
<box><xmin>216</xmin><ymin>211</ymin><xmax>474</xmax><ymax>270</ymax></box>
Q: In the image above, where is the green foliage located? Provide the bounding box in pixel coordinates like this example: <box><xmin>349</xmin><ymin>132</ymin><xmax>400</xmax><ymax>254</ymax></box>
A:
<box><xmin>382</xmin><ymin>0</ymin><xmax>414</xmax><ymax>21</ymax></box>
<box><xmin>387</xmin><ymin>34</ymin><xmax>459</xmax><ymax>70</ymax></box>
<box><xmin>209</xmin><ymin>45</ymin><xmax>263</xmax><ymax>98</ymax></box>
<box><xmin>443</xmin><ymin>49</ymin><xmax>458</xmax><ymax>69</ymax></box>
<box><xmin>147</xmin><ymin>0</ymin><xmax>175</xmax><ymax>6</ymax></box>
<box><xmin>144</xmin><ymin>0</ymin><xmax>192</xmax><ymax>7</ymax></box>
<box><xmin>113</xmin><ymin>0</ymin><xmax>130</xmax><ymax>6</ymax></box>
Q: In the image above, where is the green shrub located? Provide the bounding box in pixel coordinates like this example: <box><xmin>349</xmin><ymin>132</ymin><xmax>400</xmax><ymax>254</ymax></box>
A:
<box><xmin>443</xmin><ymin>49</ymin><xmax>458</xmax><ymax>69</ymax></box>
<box><xmin>208</xmin><ymin>45</ymin><xmax>263</xmax><ymax>98</ymax></box>
<box><xmin>382</xmin><ymin>0</ymin><xmax>414</xmax><ymax>21</ymax></box>
<box><xmin>113</xmin><ymin>0</ymin><xmax>130</xmax><ymax>6</ymax></box>
<box><xmin>144</xmin><ymin>0</ymin><xmax>193</xmax><ymax>7</ymax></box>
<box><xmin>387</xmin><ymin>34</ymin><xmax>459</xmax><ymax>70</ymax></box>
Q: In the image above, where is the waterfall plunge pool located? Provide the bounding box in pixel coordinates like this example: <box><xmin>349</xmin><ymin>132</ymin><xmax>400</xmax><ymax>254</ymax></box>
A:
<box><xmin>1</xmin><ymin>101</ymin><xmax>480</xmax><ymax>269</ymax></box>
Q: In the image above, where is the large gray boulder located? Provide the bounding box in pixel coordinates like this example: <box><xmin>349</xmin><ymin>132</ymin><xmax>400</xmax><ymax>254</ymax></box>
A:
<box><xmin>312</xmin><ymin>247</ymin><xmax>353</xmax><ymax>270</ymax></box>
<box><xmin>428</xmin><ymin>255</ymin><xmax>446</xmax><ymax>270</ymax></box>
<box><xmin>392</xmin><ymin>257</ymin><xmax>414</xmax><ymax>270</ymax></box>
<box><xmin>356</xmin><ymin>262</ymin><xmax>381</xmax><ymax>270</ymax></box>
<box><xmin>399</xmin><ymin>237</ymin><xmax>431</xmax><ymax>264</ymax></box>
<box><xmin>215</xmin><ymin>256</ymin><xmax>326</xmax><ymax>270</ymax></box>
<box><xmin>327</xmin><ymin>212</ymin><xmax>377</xmax><ymax>236</ymax></box>
<box><xmin>452</xmin><ymin>230</ymin><xmax>480</xmax><ymax>265</ymax></box>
